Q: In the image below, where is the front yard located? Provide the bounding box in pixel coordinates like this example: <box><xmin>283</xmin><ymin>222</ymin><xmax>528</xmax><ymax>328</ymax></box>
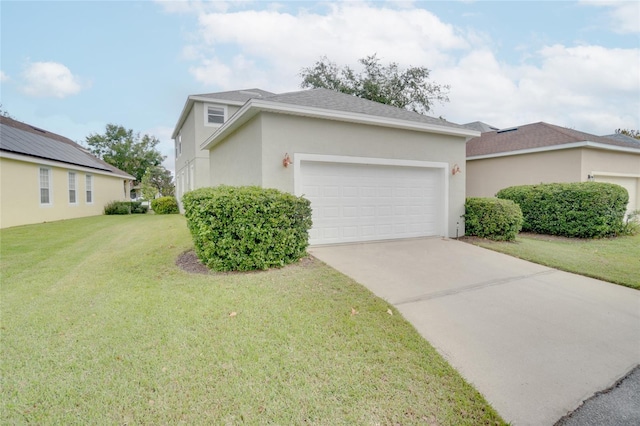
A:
<box><xmin>1</xmin><ymin>215</ymin><xmax>503</xmax><ymax>424</ymax></box>
<box><xmin>467</xmin><ymin>233</ymin><xmax>640</xmax><ymax>290</ymax></box>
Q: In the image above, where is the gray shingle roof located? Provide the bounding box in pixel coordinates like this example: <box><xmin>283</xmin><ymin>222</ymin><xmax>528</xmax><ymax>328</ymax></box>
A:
<box><xmin>467</xmin><ymin>122</ymin><xmax>640</xmax><ymax>157</ymax></box>
<box><xmin>602</xmin><ymin>133</ymin><xmax>640</xmax><ymax>145</ymax></box>
<box><xmin>0</xmin><ymin>116</ymin><xmax>133</xmax><ymax>177</ymax></box>
<box><xmin>194</xmin><ymin>88</ymin><xmax>276</xmax><ymax>103</ymax></box>
<box><xmin>263</xmin><ymin>88</ymin><xmax>468</xmax><ymax>130</ymax></box>
<box><xmin>463</xmin><ymin>121</ymin><xmax>500</xmax><ymax>133</ymax></box>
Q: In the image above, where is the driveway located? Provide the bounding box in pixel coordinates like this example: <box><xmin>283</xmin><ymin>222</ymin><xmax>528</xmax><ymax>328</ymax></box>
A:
<box><xmin>309</xmin><ymin>238</ymin><xmax>640</xmax><ymax>426</ymax></box>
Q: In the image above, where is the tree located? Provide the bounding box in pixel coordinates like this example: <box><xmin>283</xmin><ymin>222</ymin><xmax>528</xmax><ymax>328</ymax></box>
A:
<box><xmin>300</xmin><ymin>54</ymin><xmax>450</xmax><ymax>114</ymax></box>
<box><xmin>141</xmin><ymin>166</ymin><xmax>175</xmax><ymax>199</ymax></box>
<box><xmin>0</xmin><ymin>103</ymin><xmax>13</xmax><ymax>118</ymax></box>
<box><xmin>615</xmin><ymin>129</ymin><xmax>640</xmax><ymax>140</ymax></box>
<box><xmin>85</xmin><ymin>124</ymin><xmax>165</xmax><ymax>183</ymax></box>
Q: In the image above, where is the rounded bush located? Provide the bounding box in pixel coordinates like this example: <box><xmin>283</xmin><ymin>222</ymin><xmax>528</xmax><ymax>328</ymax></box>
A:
<box><xmin>464</xmin><ymin>197</ymin><xmax>523</xmax><ymax>241</ymax></box>
<box><xmin>497</xmin><ymin>182</ymin><xmax>628</xmax><ymax>238</ymax></box>
<box><xmin>182</xmin><ymin>186</ymin><xmax>312</xmax><ymax>271</ymax></box>
<box><xmin>151</xmin><ymin>196</ymin><xmax>179</xmax><ymax>214</ymax></box>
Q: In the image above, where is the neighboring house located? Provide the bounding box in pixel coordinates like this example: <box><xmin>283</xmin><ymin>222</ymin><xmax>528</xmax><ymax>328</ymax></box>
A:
<box><xmin>172</xmin><ymin>89</ymin><xmax>275</xmax><ymax>200</ymax></box>
<box><xmin>174</xmin><ymin>87</ymin><xmax>479</xmax><ymax>245</ymax></box>
<box><xmin>0</xmin><ymin>116</ymin><xmax>134</xmax><ymax>229</ymax></box>
<box><xmin>466</xmin><ymin>122</ymin><xmax>640</xmax><ymax>215</ymax></box>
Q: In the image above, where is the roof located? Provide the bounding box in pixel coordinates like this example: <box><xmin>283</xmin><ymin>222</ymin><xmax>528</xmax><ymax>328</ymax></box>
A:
<box><xmin>264</xmin><ymin>88</ymin><xmax>471</xmax><ymax>130</ymax></box>
<box><xmin>172</xmin><ymin>88</ymin><xmax>276</xmax><ymax>138</ymax></box>
<box><xmin>467</xmin><ymin>122</ymin><xmax>640</xmax><ymax>158</ymax></box>
<box><xmin>602</xmin><ymin>133</ymin><xmax>640</xmax><ymax>145</ymax></box>
<box><xmin>463</xmin><ymin>121</ymin><xmax>500</xmax><ymax>133</ymax></box>
<box><xmin>201</xmin><ymin>88</ymin><xmax>479</xmax><ymax>149</ymax></box>
<box><xmin>0</xmin><ymin>116</ymin><xmax>134</xmax><ymax>178</ymax></box>
<box><xmin>193</xmin><ymin>88</ymin><xmax>276</xmax><ymax>104</ymax></box>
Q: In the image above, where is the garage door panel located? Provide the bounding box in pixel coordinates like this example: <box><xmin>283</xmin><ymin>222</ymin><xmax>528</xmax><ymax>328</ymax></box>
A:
<box><xmin>300</xmin><ymin>160</ymin><xmax>444</xmax><ymax>245</ymax></box>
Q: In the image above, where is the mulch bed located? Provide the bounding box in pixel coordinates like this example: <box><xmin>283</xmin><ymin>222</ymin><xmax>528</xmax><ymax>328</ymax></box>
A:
<box><xmin>175</xmin><ymin>249</ymin><xmax>317</xmax><ymax>275</ymax></box>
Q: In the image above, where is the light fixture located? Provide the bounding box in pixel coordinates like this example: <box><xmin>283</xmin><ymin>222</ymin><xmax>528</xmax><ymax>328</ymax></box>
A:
<box><xmin>587</xmin><ymin>174</ymin><xmax>595</xmax><ymax>181</ymax></box>
<box><xmin>282</xmin><ymin>153</ymin><xmax>292</xmax><ymax>168</ymax></box>
<box><xmin>452</xmin><ymin>163</ymin><xmax>461</xmax><ymax>175</ymax></box>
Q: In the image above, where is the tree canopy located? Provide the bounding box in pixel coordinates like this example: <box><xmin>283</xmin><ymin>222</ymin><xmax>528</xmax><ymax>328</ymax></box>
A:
<box><xmin>300</xmin><ymin>54</ymin><xmax>450</xmax><ymax>114</ymax></box>
<box><xmin>141</xmin><ymin>166</ymin><xmax>175</xmax><ymax>199</ymax></box>
<box><xmin>615</xmin><ymin>128</ymin><xmax>640</xmax><ymax>140</ymax></box>
<box><xmin>86</xmin><ymin>124</ymin><xmax>165</xmax><ymax>183</ymax></box>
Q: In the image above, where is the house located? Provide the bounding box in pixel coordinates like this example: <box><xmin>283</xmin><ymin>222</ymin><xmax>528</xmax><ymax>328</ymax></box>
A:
<box><xmin>174</xmin><ymin>88</ymin><xmax>479</xmax><ymax>245</ymax></box>
<box><xmin>466</xmin><ymin>122</ymin><xmax>640</xmax><ymax>214</ymax></box>
<box><xmin>0</xmin><ymin>116</ymin><xmax>134</xmax><ymax>228</ymax></box>
<box><xmin>171</xmin><ymin>89</ymin><xmax>275</xmax><ymax>198</ymax></box>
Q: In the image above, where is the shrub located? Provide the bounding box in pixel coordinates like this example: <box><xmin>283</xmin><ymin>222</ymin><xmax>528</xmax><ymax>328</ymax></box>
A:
<box><xmin>104</xmin><ymin>201</ymin><xmax>149</xmax><ymax>215</ymax></box>
<box><xmin>497</xmin><ymin>182</ymin><xmax>628</xmax><ymax>238</ymax></box>
<box><xmin>151</xmin><ymin>196</ymin><xmax>179</xmax><ymax>214</ymax></box>
<box><xmin>104</xmin><ymin>201</ymin><xmax>132</xmax><ymax>215</ymax></box>
<box><xmin>182</xmin><ymin>185</ymin><xmax>313</xmax><ymax>271</ymax></box>
<box><xmin>464</xmin><ymin>198</ymin><xmax>523</xmax><ymax>241</ymax></box>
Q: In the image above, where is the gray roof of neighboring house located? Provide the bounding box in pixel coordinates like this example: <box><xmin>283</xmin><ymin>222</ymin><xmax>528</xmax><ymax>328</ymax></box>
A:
<box><xmin>467</xmin><ymin>122</ymin><xmax>640</xmax><ymax>157</ymax></box>
<box><xmin>0</xmin><ymin>116</ymin><xmax>134</xmax><ymax>178</ymax></box>
<box><xmin>463</xmin><ymin>121</ymin><xmax>500</xmax><ymax>133</ymax></box>
<box><xmin>262</xmin><ymin>88</ymin><xmax>470</xmax><ymax>130</ymax></box>
<box><xmin>194</xmin><ymin>88</ymin><xmax>276</xmax><ymax>103</ymax></box>
<box><xmin>602</xmin><ymin>133</ymin><xmax>640</xmax><ymax>145</ymax></box>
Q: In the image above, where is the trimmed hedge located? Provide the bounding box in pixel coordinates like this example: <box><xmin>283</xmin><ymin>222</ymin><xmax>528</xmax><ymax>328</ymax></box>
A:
<box><xmin>497</xmin><ymin>182</ymin><xmax>628</xmax><ymax>238</ymax></box>
<box><xmin>104</xmin><ymin>201</ymin><xmax>148</xmax><ymax>215</ymax></box>
<box><xmin>182</xmin><ymin>186</ymin><xmax>313</xmax><ymax>271</ymax></box>
<box><xmin>151</xmin><ymin>196</ymin><xmax>179</xmax><ymax>214</ymax></box>
<box><xmin>464</xmin><ymin>197</ymin><xmax>523</xmax><ymax>241</ymax></box>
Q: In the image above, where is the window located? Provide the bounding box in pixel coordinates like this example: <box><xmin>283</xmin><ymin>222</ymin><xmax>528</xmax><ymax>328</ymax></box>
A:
<box><xmin>206</xmin><ymin>105</ymin><xmax>225</xmax><ymax>125</ymax></box>
<box><xmin>176</xmin><ymin>132</ymin><xmax>182</xmax><ymax>157</ymax></box>
<box><xmin>68</xmin><ymin>172</ymin><xmax>77</xmax><ymax>204</ymax></box>
<box><xmin>85</xmin><ymin>175</ymin><xmax>93</xmax><ymax>203</ymax></box>
<box><xmin>39</xmin><ymin>167</ymin><xmax>51</xmax><ymax>204</ymax></box>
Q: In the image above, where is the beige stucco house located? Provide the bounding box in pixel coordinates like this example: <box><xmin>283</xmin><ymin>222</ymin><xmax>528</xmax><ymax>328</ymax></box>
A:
<box><xmin>466</xmin><ymin>122</ymin><xmax>640</xmax><ymax>215</ymax></box>
<box><xmin>0</xmin><ymin>116</ymin><xmax>134</xmax><ymax>228</ymax></box>
<box><xmin>171</xmin><ymin>89</ymin><xmax>275</xmax><ymax>199</ymax></box>
<box><xmin>174</xmin><ymin>88</ymin><xmax>479</xmax><ymax>245</ymax></box>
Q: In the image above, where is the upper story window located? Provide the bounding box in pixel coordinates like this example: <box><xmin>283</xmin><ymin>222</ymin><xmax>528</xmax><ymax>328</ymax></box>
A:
<box><xmin>205</xmin><ymin>105</ymin><xmax>226</xmax><ymax>126</ymax></box>
<box><xmin>176</xmin><ymin>132</ymin><xmax>182</xmax><ymax>157</ymax></box>
<box><xmin>39</xmin><ymin>167</ymin><xmax>52</xmax><ymax>205</ymax></box>
<box><xmin>68</xmin><ymin>171</ymin><xmax>77</xmax><ymax>204</ymax></box>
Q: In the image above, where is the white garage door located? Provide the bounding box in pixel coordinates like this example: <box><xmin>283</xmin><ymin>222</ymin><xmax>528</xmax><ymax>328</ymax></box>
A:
<box><xmin>299</xmin><ymin>160</ymin><xmax>445</xmax><ymax>245</ymax></box>
<box><xmin>595</xmin><ymin>175</ymin><xmax>639</xmax><ymax>215</ymax></box>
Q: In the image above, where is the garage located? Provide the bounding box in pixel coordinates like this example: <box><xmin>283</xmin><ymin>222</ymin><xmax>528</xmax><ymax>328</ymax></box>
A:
<box><xmin>296</xmin><ymin>155</ymin><xmax>447</xmax><ymax>245</ymax></box>
<box><xmin>595</xmin><ymin>174</ymin><xmax>639</xmax><ymax>216</ymax></box>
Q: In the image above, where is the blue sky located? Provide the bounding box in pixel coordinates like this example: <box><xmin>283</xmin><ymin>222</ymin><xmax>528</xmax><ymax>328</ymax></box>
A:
<box><xmin>2</xmin><ymin>0</ymin><xmax>639</xmax><ymax>174</ymax></box>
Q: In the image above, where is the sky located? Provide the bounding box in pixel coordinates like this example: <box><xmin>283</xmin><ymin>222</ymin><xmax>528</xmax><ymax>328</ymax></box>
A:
<box><xmin>1</xmin><ymin>0</ymin><xmax>639</xmax><ymax>175</ymax></box>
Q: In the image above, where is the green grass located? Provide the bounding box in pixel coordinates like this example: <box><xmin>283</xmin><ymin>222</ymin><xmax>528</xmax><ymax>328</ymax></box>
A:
<box><xmin>468</xmin><ymin>233</ymin><xmax>640</xmax><ymax>290</ymax></box>
<box><xmin>1</xmin><ymin>215</ymin><xmax>504</xmax><ymax>425</ymax></box>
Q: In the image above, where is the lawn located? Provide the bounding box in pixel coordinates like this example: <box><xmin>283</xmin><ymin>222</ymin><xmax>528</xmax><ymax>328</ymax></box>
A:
<box><xmin>467</xmin><ymin>233</ymin><xmax>640</xmax><ymax>290</ymax></box>
<box><xmin>1</xmin><ymin>215</ymin><xmax>504</xmax><ymax>425</ymax></box>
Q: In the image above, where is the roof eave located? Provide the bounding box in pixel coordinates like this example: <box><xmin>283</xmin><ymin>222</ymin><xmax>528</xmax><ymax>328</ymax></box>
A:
<box><xmin>0</xmin><ymin>150</ymin><xmax>135</xmax><ymax>179</ymax></box>
<box><xmin>201</xmin><ymin>99</ymin><xmax>480</xmax><ymax>150</ymax></box>
<box><xmin>467</xmin><ymin>141</ymin><xmax>640</xmax><ymax>160</ymax></box>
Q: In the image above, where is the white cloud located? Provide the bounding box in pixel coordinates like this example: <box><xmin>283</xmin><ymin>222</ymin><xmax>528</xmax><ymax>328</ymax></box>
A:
<box><xmin>167</xmin><ymin>2</ymin><xmax>639</xmax><ymax>136</ymax></box>
<box><xmin>0</xmin><ymin>70</ymin><xmax>9</xmax><ymax>82</ymax></box>
<box><xmin>21</xmin><ymin>61</ymin><xmax>86</xmax><ymax>98</ymax></box>
<box><xmin>581</xmin><ymin>1</ymin><xmax>640</xmax><ymax>33</ymax></box>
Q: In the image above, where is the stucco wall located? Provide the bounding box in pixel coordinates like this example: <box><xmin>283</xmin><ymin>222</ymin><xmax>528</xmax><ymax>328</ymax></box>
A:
<box><xmin>209</xmin><ymin>115</ymin><xmax>263</xmax><ymax>187</ymax></box>
<box><xmin>1</xmin><ymin>157</ymin><xmax>128</xmax><ymax>229</ymax></box>
<box><xmin>258</xmin><ymin>112</ymin><xmax>467</xmax><ymax>238</ymax></box>
<box><xmin>466</xmin><ymin>149</ymin><xmax>583</xmax><ymax>198</ymax></box>
<box><xmin>581</xmin><ymin>148</ymin><xmax>640</xmax><ymax>178</ymax></box>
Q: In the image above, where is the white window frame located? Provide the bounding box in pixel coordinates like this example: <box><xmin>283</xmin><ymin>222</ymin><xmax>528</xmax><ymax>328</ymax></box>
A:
<box><xmin>176</xmin><ymin>132</ymin><xmax>182</xmax><ymax>157</ymax></box>
<box><xmin>85</xmin><ymin>174</ymin><xmax>93</xmax><ymax>204</ymax></box>
<box><xmin>68</xmin><ymin>171</ymin><xmax>78</xmax><ymax>204</ymax></box>
<box><xmin>39</xmin><ymin>167</ymin><xmax>52</xmax><ymax>206</ymax></box>
<box><xmin>204</xmin><ymin>104</ymin><xmax>227</xmax><ymax>127</ymax></box>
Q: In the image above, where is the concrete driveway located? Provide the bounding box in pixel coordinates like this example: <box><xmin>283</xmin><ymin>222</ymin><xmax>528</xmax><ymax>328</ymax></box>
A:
<box><xmin>309</xmin><ymin>238</ymin><xmax>640</xmax><ymax>426</ymax></box>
